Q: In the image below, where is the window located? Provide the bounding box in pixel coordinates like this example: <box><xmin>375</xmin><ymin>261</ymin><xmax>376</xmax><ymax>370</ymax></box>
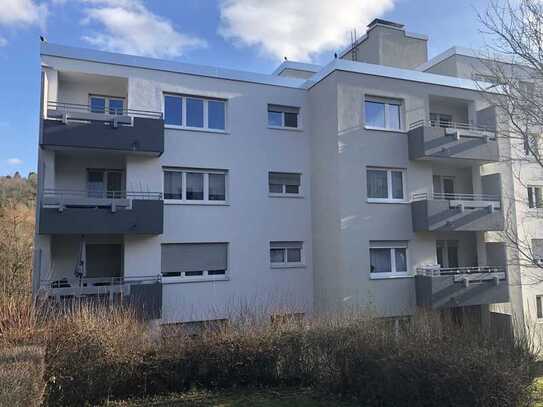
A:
<box><xmin>366</xmin><ymin>167</ymin><xmax>405</xmax><ymax>202</ymax></box>
<box><xmin>537</xmin><ymin>295</ymin><xmax>543</xmax><ymax>319</ymax></box>
<box><xmin>161</xmin><ymin>243</ymin><xmax>228</xmax><ymax>280</ymax></box>
<box><xmin>89</xmin><ymin>95</ymin><xmax>125</xmax><ymax>115</ymax></box>
<box><xmin>524</xmin><ymin>133</ymin><xmax>539</xmax><ymax>157</ymax></box>
<box><xmin>164</xmin><ymin>168</ymin><xmax>227</xmax><ymax>203</ymax></box>
<box><xmin>532</xmin><ymin>239</ymin><xmax>543</xmax><ymax>264</ymax></box>
<box><xmin>269</xmin><ymin>172</ymin><xmax>301</xmax><ymax>196</ymax></box>
<box><xmin>270</xmin><ymin>241</ymin><xmax>303</xmax><ymax>267</ymax></box>
<box><xmin>364</xmin><ymin>98</ymin><xmax>401</xmax><ymax>130</ymax></box>
<box><xmin>267</xmin><ymin>104</ymin><xmax>300</xmax><ymax>129</ymax></box>
<box><xmin>163</xmin><ymin>94</ymin><xmax>226</xmax><ymax>131</ymax></box>
<box><xmin>369</xmin><ymin>241</ymin><xmax>408</xmax><ymax>278</ymax></box>
<box><xmin>87</xmin><ymin>169</ymin><xmax>123</xmax><ymax>198</ymax></box>
<box><xmin>436</xmin><ymin>240</ymin><xmax>459</xmax><ymax>268</ymax></box>
<box><xmin>528</xmin><ymin>186</ymin><xmax>543</xmax><ymax>209</ymax></box>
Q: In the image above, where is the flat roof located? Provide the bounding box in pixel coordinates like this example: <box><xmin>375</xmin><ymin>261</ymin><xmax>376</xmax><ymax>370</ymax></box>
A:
<box><xmin>417</xmin><ymin>46</ymin><xmax>519</xmax><ymax>72</ymax></box>
<box><xmin>42</xmin><ymin>42</ymin><xmax>495</xmax><ymax>93</ymax></box>
<box><xmin>272</xmin><ymin>61</ymin><xmax>322</xmax><ymax>76</ymax></box>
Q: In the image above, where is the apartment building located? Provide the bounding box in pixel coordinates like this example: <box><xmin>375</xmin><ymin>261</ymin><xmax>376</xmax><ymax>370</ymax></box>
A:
<box><xmin>34</xmin><ymin>19</ymin><xmax>536</xmax><ymax>335</ymax></box>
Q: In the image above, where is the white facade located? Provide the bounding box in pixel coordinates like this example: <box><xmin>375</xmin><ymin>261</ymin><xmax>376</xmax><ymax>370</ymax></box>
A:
<box><xmin>33</xmin><ymin>19</ymin><xmax>540</xmax><ymax>334</ymax></box>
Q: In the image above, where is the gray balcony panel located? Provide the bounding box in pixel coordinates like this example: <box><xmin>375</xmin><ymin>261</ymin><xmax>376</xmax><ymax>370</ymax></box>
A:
<box><xmin>408</xmin><ymin>125</ymin><xmax>499</xmax><ymax>162</ymax></box>
<box><xmin>411</xmin><ymin>199</ymin><xmax>504</xmax><ymax>232</ymax></box>
<box><xmin>415</xmin><ymin>274</ymin><xmax>509</xmax><ymax>309</ymax></box>
<box><xmin>41</xmin><ymin>118</ymin><xmax>164</xmax><ymax>156</ymax></box>
<box><xmin>39</xmin><ymin>199</ymin><xmax>163</xmax><ymax>235</ymax></box>
<box><xmin>128</xmin><ymin>282</ymin><xmax>162</xmax><ymax>320</ymax></box>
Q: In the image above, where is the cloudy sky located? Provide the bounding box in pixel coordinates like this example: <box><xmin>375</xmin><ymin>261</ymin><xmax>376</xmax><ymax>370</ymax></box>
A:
<box><xmin>0</xmin><ymin>0</ymin><xmax>490</xmax><ymax>176</ymax></box>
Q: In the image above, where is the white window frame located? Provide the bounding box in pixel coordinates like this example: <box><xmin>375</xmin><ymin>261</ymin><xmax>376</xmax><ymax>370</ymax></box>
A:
<box><xmin>89</xmin><ymin>94</ymin><xmax>126</xmax><ymax>115</ymax></box>
<box><xmin>366</xmin><ymin>167</ymin><xmax>407</xmax><ymax>203</ymax></box>
<box><xmin>527</xmin><ymin>185</ymin><xmax>543</xmax><ymax>210</ymax></box>
<box><xmin>163</xmin><ymin>93</ymin><xmax>227</xmax><ymax>133</ymax></box>
<box><xmin>163</xmin><ymin>168</ymin><xmax>228</xmax><ymax>205</ymax></box>
<box><xmin>268</xmin><ymin>172</ymin><xmax>303</xmax><ymax>198</ymax></box>
<box><xmin>161</xmin><ymin>242</ymin><xmax>230</xmax><ymax>284</ymax></box>
<box><xmin>270</xmin><ymin>242</ymin><xmax>305</xmax><ymax>268</ymax></box>
<box><xmin>364</xmin><ymin>96</ymin><xmax>403</xmax><ymax>131</ymax></box>
<box><xmin>369</xmin><ymin>243</ymin><xmax>409</xmax><ymax>280</ymax></box>
<box><xmin>537</xmin><ymin>295</ymin><xmax>543</xmax><ymax>320</ymax></box>
<box><xmin>267</xmin><ymin>105</ymin><xmax>302</xmax><ymax>130</ymax></box>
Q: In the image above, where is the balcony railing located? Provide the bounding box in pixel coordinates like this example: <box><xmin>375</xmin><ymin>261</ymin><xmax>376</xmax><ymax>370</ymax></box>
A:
<box><xmin>412</xmin><ymin>192</ymin><xmax>501</xmax><ymax>207</ymax></box>
<box><xmin>42</xmin><ymin>188</ymin><xmax>162</xmax><ymax>210</ymax></box>
<box><xmin>416</xmin><ymin>265</ymin><xmax>505</xmax><ymax>277</ymax></box>
<box><xmin>47</xmin><ymin>101</ymin><xmax>163</xmax><ymax>124</ymax></box>
<box><xmin>409</xmin><ymin>120</ymin><xmax>496</xmax><ymax>138</ymax></box>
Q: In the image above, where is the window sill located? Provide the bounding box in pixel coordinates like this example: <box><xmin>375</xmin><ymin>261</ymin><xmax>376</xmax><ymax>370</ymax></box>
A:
<box><xmin>267</xmin><ymin>125</ymin><xmax>303</xmax><ymax>132</ymax></box>
<box><xmin>165</xmin><ymin>200</ymin><xmax>230</xmax><ymax>206</ymax></box>
<box><xmin>165</xmin><ymin>125</ymin><xmax>228</xmax><ymax>134</ymax></box>
<box><xmin>271</xmin><ymin>264</ymin><xmax>306</xmax><ymax>270</ymax></box>
<box><xmin>367</xmin><ymin>199</ymin><xmax>408</xmax><ymax>204</ymax></box>
<box><xmin>162</xmin><ymin>275</ymin><xmax>230</xmax><ymax>284</ymax></box>
<box><xmin>370</xmin><ymin>273</ymin><xmax>412</xmax><ymax>280</ymax></box>
<box><xmin>269</xmin><ymin>193</ymin><xmax>304</xmax><ymax>199</ymax></box>
<box><xmin>364</xmin><ymin>126</ymin><xmax>406</xmax><ymax>134</ymax></box>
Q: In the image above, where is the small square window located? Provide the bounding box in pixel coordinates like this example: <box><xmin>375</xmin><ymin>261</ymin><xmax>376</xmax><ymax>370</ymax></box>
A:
<box><xmin>364</xmin><ymin>98</ymin><xmax>402</xmax><ymax>130</ymax></box>
<box><xmin>270</xmin><ymin>248</ymin><xmax>285</xmax><ymax>263</ymax></box>
<box><xmin>270</xmin><ymin>242</ymin><xmax>303</xmax><ymax>266</ymax></box>
<box><xmin>268</xmin><ymin>111</ymin><xmax>283</xmax><ymax>127</ymax></box>
<box><xmin>267</xmin><ymin>105</ymin><xmax>299</xmax><ymax>129</ymax></box>
<box><xmin>367</xmin><ymin>168</ymin><xmax>405</xmax><ymax>202</ymax></box>
<box><xmin>269</xmin><ymin>172</ymin><xmax>301</xmax><ymax>196</ymax></box>
<box><xmin>287</xmin><ymin>248</ymin><xmax>302</xmax><ymax>263</ymax></box>
<box><xmin>269</xmin><ymin>183</ymin><xmax>283</xmax><ymax>193</ymax></box>
<box><xmin>369</xmin><ymin>243</ymin><xmax>409</xmax><ymax>278</ymax></box>
<box><xmin>284</xmin><ymin>112</ymin><xmax>298</xmax><ymax>128</ymax></box>
<box><xmin>90</xmin><ymin>96</ymin><xmax>106</xmax><ymax>114</ymax></box>
<box><xmin>109</xmin><ymin>98</ymin><xmax>124</xmax><ymax>115</ymax></box>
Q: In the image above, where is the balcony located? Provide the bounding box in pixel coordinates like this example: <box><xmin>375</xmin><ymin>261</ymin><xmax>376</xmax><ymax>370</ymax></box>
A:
<box><xmin>415</xmin><ymin>266</ymin><xmax>509</xmax><ymax>309</ymax></box>
<box><xmin>38</xmin><ymin>275</ymin><xmax>162</xmax><ymax>320</ymax></box>
<box><xmin>41</xmin><ymin>101</ymin><xmax>164</xmax><ymax>156</ymax></box>
<box><xmin>38</xmin><ymin>189</ymin><xmax>164</xmax><ymax>235</ymax></box>
<box><xmin>408</xmin><ymin>120</ymin><xmax>499</xmax><ymax>162</ymax></box>
<box><xmin>411</xmin><ymin>192</ymin><xmax>504</xmax><ymax>232</ymax></box>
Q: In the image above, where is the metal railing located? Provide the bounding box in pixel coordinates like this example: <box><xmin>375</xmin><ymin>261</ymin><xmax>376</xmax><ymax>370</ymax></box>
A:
<box><xmin>38</xmin><ymin>275</ymin><xmax>161</xmax><ymax>298</ymax></box>
<box><xmin>42</xmin><ymin>188</ymin><xmax>162</xmax><ymax>201</ymax></box>
<box><xmin>47</xmin><ymin>101</ymin><xmax>163</xmax><ymax>120</ymax></box>
<box><xmin>411</xmin><ymin>192</ymin><xmax>501</xmax><ymax>203</ymax></box>
<box><xmin>416</xmin><ymin>265</ymin><xmax>505</xmax><ymax>277</ymax></box>
<box><xmin>409</xmin><ymin>119</ymin><xmax>496</xmax><ymax>136</ymax></box>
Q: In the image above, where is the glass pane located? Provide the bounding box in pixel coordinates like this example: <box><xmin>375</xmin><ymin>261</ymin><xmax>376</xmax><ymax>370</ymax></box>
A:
<box><xmin>536</xmin><ymin>187</ymin><xmax>543</xmax><ymax>208</ymax></box>
<box><xmin>365</xmin><ymin>101</ymin><xmax>385</xmax><ymax>128</ymax></box>
<box><xmin>436</xmin><ymin>247</ymin><xmax>444</xmax><ymax>267</ymax></box>
<box><xmin>187</xmin><ymin>98</ymin><xmax>204</xmax><ymax>128</ymax></box>
<box><xmin>538</xmin><ymin>297</ymin><xmax>543</xmax><ymax>319</ymax></box>
<box><xmin>164</xmin><ymin>171</ymin><xmax>183</xmax><ymax>199</ymax></box>
<box><xmin>528</xmin><ymin>187</ymin><xmax>534</xmax><ymax>208</ymax></box>
<box><xmin>447</xmin><ymin>246</ymin><xmax>459</xmax><ymax>268</ymax></box>
<box><xmin>268</xmin><ymin>111</ymin><xmax>283</xmax><ymax>127</ymax></box>
<box><xmin>87</xmin><ymin>170</ymin><xmax>104</xmax><ymax>198</ymax></box>
<box><xmin>109</xmin><ymin>99</ymin><xmax>124</xmax><ymax>115</ymax></box>
<box><xmin>285</xmin><ymin>185</ymin><xmax>299</xmax><ymax>194</ymax></box>
<box><xmin>208</xmin><ymin>100</ymin><xmax>225</xmax><ymax>130</ymax></box>
<box><xmin>370</xmin><ymin>248</ymin><xmax>391</xmax><ymax>273</ymax></box>
<box><xmin>287</xmin><ymin>248</ymin><xmax>301</xmax><ymax>263</ymax></box>
<box><xmin>106</xmin><ymin>172</ymin><xmax>123</xmax><ymax>198</ymax></box>
<box><xmin>270</xmin><ymin>248</ymin><xmax>285</xmax><ymax>263</ymax></box>
<box><xmin>164</xmin><ymin>95</ymin><xmax>182</xmax><ymax>126</ymax></box>
<box><xmin>391</xmin><ymin>171</ymin><xmax>403</xmax><ymax>199</ymax></box>
<box><xmin>284</xmin><ymin>112</ymin><xmax>298</xmax><ymax>128</ymax></box>
<box><xmin>387</xmin><ymin>104</ymin><xmax>401</xmax><ymax>129</ymax></box>
<box><xmin>90</xmin><ymin>96</ymin><xmax>106</xmax><ymax>114</ymax></box>
<box><xmin>186</xmin><ymin>172</ymin><xmax>204</xmax><ymax>200</ymax></box>
<box><xmin>395</xmin><ymin>248</ymin><xmax>407</xmax><ymax>272</ymax></box>
<box><xmin>209</xmin><ymin>173</ymin><xmax>226</xmax><ymax>201</ymax></box>
<box><xmin>269</xmin><ymin>183</ymin><xmax>283</xmax><ymax>193</ymax></box>
<box><xmin>367</xmin><ymin>169</ymin><xmax>388</xmax><ymax>199</ymax></box>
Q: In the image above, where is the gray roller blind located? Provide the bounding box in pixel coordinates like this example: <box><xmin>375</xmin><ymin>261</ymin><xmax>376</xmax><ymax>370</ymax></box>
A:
<box><xmin>162</xmin><ymin>243</ymin><xmax>227</xmax><ymax>273</ymax></box>
<box><xmin>369</xmin><ymin>240</ymin><xmax>408</xmax><ymax>248</ymax></box>
<box><xmin>270</xmin><ymin>241</ymin><xmax>302</xmax><ymax>249</ymax></box>
<box><xmin>269</xmin><ymin>172</ymin><xmax>301</xmax><ymax>186</ymax></box>
<box><xmin>533</xmin><ymin>239</ymin><xmax>543</xmax><ymax>259</ymax></box>
<box><xmin>268</xmin><ymin>104</ymin><xmax>299</xmax><ymax>114</ymax></box>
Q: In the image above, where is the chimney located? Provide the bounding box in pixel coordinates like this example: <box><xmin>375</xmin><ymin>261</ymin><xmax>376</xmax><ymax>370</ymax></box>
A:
<box><xmin>342</xmin><ymin>19</ymin><xmax>428</xmax><ymax>69</ymax></box>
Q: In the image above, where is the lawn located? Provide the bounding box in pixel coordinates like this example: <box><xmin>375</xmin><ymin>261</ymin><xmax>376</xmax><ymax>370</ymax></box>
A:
<box><xmin>104</xmin><ymin>389</ymin><xmax>359</xmax><ymax>407</ymax></box>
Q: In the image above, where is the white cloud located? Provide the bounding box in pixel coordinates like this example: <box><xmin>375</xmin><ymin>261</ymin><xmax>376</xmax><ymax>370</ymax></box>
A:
<box><xmin>7</xmin><ymin>158</ymin><xmax>23</xmax><ymax>165</ymax></box>
<box><xmin>81</xmin><ymin>0</ymin><xmax>207</xmax><ymax>58</ymax></box>
<box><xmin>219</xmin><ymin>0</ymin><xmax>395</xmax><ymax>61</ymax></box>
<box><xmin>0</xmin><ymin>0</ymin><xmax>47</xmax><ymax>27</ymax></box>
<box><xmin>0</xmin><ymin>37</ymin><xmax>7</xmax><ymax>47</ymax></box>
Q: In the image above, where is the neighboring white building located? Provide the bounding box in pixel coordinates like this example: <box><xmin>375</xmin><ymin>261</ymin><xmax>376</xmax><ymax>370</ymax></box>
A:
<box><xmin>32</xmin><ymin>19</ymin><xmax>541</xmax><ymax>336</ymax></box>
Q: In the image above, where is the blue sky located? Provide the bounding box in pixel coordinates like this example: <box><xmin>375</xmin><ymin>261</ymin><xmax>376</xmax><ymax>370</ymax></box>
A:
<box><xmin>0</xmin><ymin>0</ymin><xmax>491</xmax><ymax>176</ymax></box>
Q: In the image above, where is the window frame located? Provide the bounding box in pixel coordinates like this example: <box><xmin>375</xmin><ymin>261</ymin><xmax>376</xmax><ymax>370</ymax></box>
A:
<box><xmin>527</xmin><ymin>185</ymin><xmax>543</xmax><ymax>209</ymax></box>
<box><xmin>267</xmin><ymin>104</ymin><xmax>301</xmax><ymax>130</ymax></box>
<box><xmin>537</xmin><ymin>295</ymin><xmax>543</xmax><ymax>320</ymax></box>
<box><xmin>269</xmin><ymin>241</ymin><xmax>305</xmax><ymax>268</ymax></box>
<box><xmin>89</xmin><ymin>94</ymin><xmax>126</xmax><ymax>115</ymax></box>
<box><xmin>163</xmin><ymin>168</ymin><xmax>228</xmax><ymax>205</ymax></box>
<box><xmin>268</xmin><ymin>172</ymin><xmax>303</xmax><ymax>198</ymax></box>
<box><xmin>369</xmin><ymin>242</ymin><xmax>410</xmax><ymax>280</ymax></box>
<box><xmin>163</xmin><ymin>93</ymin><xmax>227</xmax><ymax>133</ymax></box>
<box><xmin>161</xmin><ymin>242</ymin><xmax>230</xmax><ymax>283</ymax></box>
<box><xmin>366</xmin><ymin>167</ymin><xmax>407</xmax><ymax>203</ymax></box>
<box><xmin>364</xmin><ymin>96</ymin><xmax>403</xmax><ymax>131</ymax></box>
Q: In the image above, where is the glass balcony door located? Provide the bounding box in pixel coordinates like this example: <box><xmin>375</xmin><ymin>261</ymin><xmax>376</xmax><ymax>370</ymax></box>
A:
<box><xmin>87</xmin><ymin>169</ymin><xmax>124</xmax><ymax>199</ymax></box>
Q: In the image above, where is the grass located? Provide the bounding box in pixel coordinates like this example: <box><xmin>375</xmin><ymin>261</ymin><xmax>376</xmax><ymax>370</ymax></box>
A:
<box><xmin>104</xmin><ymin>388</ymin><xmax>359</xmax><ymax>406</ymax></box>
